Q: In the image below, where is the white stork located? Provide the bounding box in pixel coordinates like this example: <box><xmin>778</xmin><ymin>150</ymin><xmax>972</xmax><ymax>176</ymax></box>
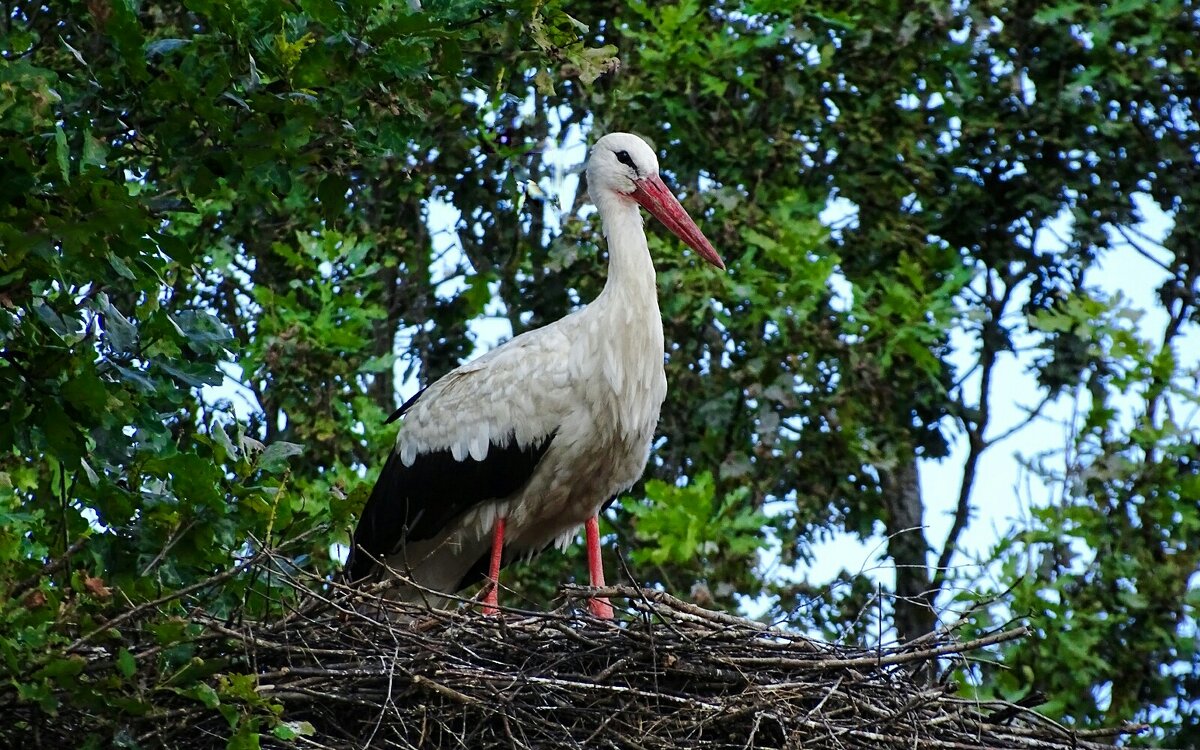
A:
<box><xmin>347</xmin><ymin>132</ymin><xmax>724</xmax><ymax>617</ymax></box>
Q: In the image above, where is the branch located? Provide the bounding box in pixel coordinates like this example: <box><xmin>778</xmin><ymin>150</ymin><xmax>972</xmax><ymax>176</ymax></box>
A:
<box><xmin>930</xmin><ymin>266</ymin><xmax>1018</xmax><ymax>600</ymax></box>
<box><xmin>10</xmin><ymin>535</ymin><xmax>89</xmax><ymax>599</ymax></box>
<box><xmin>1112</xmin><ymin>224</ymin><xmax>1172</xmax><ymax>273</ymax></box>
<box><xmin>984</xmin><ymin>390</ymin><xmax>1057</xmax><ymax>448</ymax></box>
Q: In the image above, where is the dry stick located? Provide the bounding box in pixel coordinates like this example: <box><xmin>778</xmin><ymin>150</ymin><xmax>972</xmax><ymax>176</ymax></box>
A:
<box><xmin>1066</xmin><ymin>724</ymin><xmax>1149</xmax><ymax>738</ymax></box>
<box><xmin>134</xmin><ymin>707</ymin><xmax>208</xmax><ymax>744</ymax></box>
<box><xmin>465</xmin><ymin>670</ymin><xmax>725</xmax><ymax>711</ymax></box>
<box><xmin>63</xmin><ymin>551</ymin><xmax>269</xmax><ymax>654</ymax></box>
<box><xmin>139</xmin><ymin>518</ymin><xmax>198</xmax><ymax>578</ymax></box>
<box><xmin>363</xmin><ymin>647</ymin><xmax>401</xmax><ymax>750</ymax></box>
<box><xmin>720</xmin><ymin>626</ymin><xmax>1029</xmax><ymax>671</ymax></box>
<box><xmin>411</xmin><ymin>674</ymin><xmax>480</xmax><ymax>705</ymax></box>
<box><xmin>196</xmin><ymin>617</ymin><xmax>357</xmax><ymax>657</ymax></box>
<box><xmin>800</xmin><ymin>675</ymin><xmax>844</xmax><ymax>723</ymax></box>
<box><xmin>574</xmin><ymin>584</ymin><xmax>774</xmax><ymax>633</ymax></box>
<box><xmin>294</xmin><ymin>736</ymin><xmax>339</xmax><ymax>750</ymax></box>
<box><xmin>62</xmin><ymin>528</ymin><xmax>330</xmax><ymax>655</ymax></box>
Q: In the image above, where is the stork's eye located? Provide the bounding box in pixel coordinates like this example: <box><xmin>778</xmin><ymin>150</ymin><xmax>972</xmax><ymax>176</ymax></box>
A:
<box><xmin>614</xmin><ymin>150</ymin><xmax>638</xmax><ymax>173</ymax></box>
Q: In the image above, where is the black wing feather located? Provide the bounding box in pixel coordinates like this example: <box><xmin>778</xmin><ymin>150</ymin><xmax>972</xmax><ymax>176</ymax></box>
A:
<box><xmin>384</xmin><ymin>386</ymin><xmax>429</xmax><ymax>425</ymax></box>
<box><xmin>347</xmin><ymin>432</ymin><xmax>556</xmax><ymax>582</ymax></box>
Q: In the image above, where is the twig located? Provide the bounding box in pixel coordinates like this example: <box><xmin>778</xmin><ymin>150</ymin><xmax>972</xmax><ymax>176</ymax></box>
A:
<box><xmin>10</xmin><ymin>535</ymin><xmax>89</xmax><ymax>598</ymax></box>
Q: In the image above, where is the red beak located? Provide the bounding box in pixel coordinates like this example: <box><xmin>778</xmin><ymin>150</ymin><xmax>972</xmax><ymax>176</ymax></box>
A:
<box><xmin>631</xmin><ymin>173</ymin><xmax>725</xmax><ymax>270</ymax></box>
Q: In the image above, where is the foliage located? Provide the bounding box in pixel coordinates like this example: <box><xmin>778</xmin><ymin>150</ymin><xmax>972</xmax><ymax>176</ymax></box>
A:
<box><xmin>1</xmin><ymin>0</ymin><xmax>1197</xmax><ymax>746</ymax></box>
<box><xmin>626</xmin><ymin>472</ymin><xmax>766</xmax><ymax>601</ymax></box>
<box><xmin>957</xmin><ymin>289</ymin><xmax>1200</xmax><ymax>739</ymax></box>
<box><xmin>0</xmin><ymin>0</ymin><xmax>619</xmax><ymax>744</ymax></box>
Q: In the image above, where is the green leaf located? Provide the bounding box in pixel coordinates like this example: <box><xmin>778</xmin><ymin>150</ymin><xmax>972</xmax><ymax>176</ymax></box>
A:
<box><xmin>54</xmin><ymin>124</ymin><xmax>69</xmax><ymax>183</ymax></box>
<box><xmin>82</xmin><ymin>130</ymin><xmax>107</xmax><ymax>169</ymax></box>
<box><xmin>173</xmin><ymin>310</ymin><xmax>233</xmax><ymax>354</ymax></box>
<box><xmin>33</xmin><ymin>299</ymin><xmax>71</xmax><ymax>335</ymax></box>
<box><xmin>150</xmin><ymin>619</ymin><xmax>189</xmax><ymax>646</ymax></box>
<box><xmin>157</xmin><ymin>359</ymin><xmax>224</xmax><ymax>387</ymax></box>
<box><xmin>146</xmin><ymin>38</ymin><xmax>191</xmax><ymax>57</ymax></box>
<box><xmin>317</xmin><ymin>175</ymin><xmax>351</xmax><ymax>217</ymax></box>
<box><xmin>108</xmin><ymin>252</ymin><xmax>136</xmax><ymax>280</ymax></box>
<box><xmin>189</xmin><ymin>683</ymin><xmax>221</xmax><ymax>709</ymax></box>
<box><xmin>1032</xmin><ymin>1</ymin><xmax>1085</xmax><ymax>24</ymax></box>
<box><xmin>97</xmin><ymin>293</ymin><xmax>139</xmax><ymax>355</ymax></box>
<box><xmin>272</xmin><ymin>721</ymin><xmax>315</xmax><ymax>740</ymax></box>
<box><xmin>257</xmin><ymin>441</ymin><xmax>304</xmax><ymax>473</ymax></box>
<box><xmin>111</xmin><ymin>362</ymin><xmax>158</xmax><ymax>393</ymax></box>
<box><xmin>218</xmin><ymin>673</ymin><xmax>262</xmax><ymax>703</ymax></box>
<box><xmin>209</xmin><ymin>419</ymin><xmax>240</xmax><ymax>462</ymax></box>
<box><xmin>226</xmin><ymin>719</ymin><xmax>262</xmax><ymax>750</ymax></box>
<box><xmin>117</xmin><ymin>648</ymin><xmax>137</xmax><ymax>678</ymax></box>
<box><xmin>741</xmin><ymin>227</ymin><xmax>779</xmax><ymax>252</ymax></box>
<box><xmin>39</xmin><ymin>401</ymin><xmax>85</xmax><ymax>467</ymax></box>
<box><xmin>35</xmin><ymin>655</ymin><xmax>86</xmax><ymax>681</ymax></box>
<box><xmin>1102</xmin><ymin>0</ymin><xmax>1143</xmax><ymax>17</ymax></box>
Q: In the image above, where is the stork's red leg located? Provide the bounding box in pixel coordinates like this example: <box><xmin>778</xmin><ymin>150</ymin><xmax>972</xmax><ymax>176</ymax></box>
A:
<box><xmin>585</xmin><ymin>516</ymin><xmax>615</xmax><ymax>619</ymax></box>
<box><xmin>482</xmin><ymin>516</ymin><xmax>506</xmax><ymax>616</ymax></box>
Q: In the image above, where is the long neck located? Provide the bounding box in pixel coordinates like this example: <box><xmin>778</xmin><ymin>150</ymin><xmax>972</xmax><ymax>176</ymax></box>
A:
<box><xmin>577</xmin><ymin>189</ymin><xmax>665</xmax><ymax>425</ymax></box>
<box><xmin>592</xmin><ymin>192</ymin><xmax>658</xmax><ymax>309</ymax></box>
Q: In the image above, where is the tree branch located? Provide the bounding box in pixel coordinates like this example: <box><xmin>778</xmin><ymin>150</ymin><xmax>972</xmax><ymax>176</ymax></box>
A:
<box><xmin>929</xmin><ymin>266</ymin><xmax>1018</xmax><ymax>600</ymax></box>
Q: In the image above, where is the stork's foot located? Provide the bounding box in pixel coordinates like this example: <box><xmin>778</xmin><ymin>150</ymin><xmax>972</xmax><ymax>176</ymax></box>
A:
<box><xmin>588</xmin><ymin>595</ymin><xmax>614</xmax><ymax>619</ymax></box>
<box><xmin>481</xmin><ymin>581</ymin><xmax>500</xmax><ymax>616</ymax></box>
<box><xmin>584</xmin><ymin>516</ymin><xmax>614</xmax><ymax>619</ymax></box>
<box><xmin>482</xmin><ymin>516</ymin><xmax>507</xmax><ymax>616</ymax></box>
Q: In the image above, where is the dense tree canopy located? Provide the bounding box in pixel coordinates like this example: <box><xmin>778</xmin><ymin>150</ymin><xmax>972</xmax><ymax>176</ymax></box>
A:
<box><xmin>1</xmin><ymin>0</ymin><xmax>1197</xmax><ymax>746</ymax></box>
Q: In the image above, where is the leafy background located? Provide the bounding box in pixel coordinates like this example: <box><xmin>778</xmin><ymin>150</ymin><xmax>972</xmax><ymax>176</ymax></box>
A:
<box><xmin>1</xmin><ymin>0</ymin><xmax>1197</xmax><ymax>746</ymax></box>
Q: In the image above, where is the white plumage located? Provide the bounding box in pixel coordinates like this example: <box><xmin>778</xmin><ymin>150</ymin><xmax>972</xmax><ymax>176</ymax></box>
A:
<box><xmin>348</xmin><ymin>132</ymin><xmax>724</xmax><ymax>616</ymax></box>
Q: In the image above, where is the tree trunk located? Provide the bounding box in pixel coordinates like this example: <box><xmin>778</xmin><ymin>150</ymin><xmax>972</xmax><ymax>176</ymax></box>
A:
<box><xmin>880</xmin><ymin>456</ymin><xmax>936</xmax><ymax>643</ymax></box>
<box><xmin>368</xmin><ymin>259</ymin><xmax>399</xmax><ymax>410</ymax></box>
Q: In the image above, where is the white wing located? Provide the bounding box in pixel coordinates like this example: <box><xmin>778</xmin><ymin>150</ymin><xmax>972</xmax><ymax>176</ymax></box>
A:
<box><xmin>396</xmin><ymin>323</ymin><xmax>575</xmax><ymax>467</ymax></box>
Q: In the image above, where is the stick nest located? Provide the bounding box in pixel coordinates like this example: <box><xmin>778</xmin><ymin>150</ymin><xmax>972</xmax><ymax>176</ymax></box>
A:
<box><xmin>7</xmin><ymin>564</ymin><xmax>1141</xmax><ymax>749</ymax></box>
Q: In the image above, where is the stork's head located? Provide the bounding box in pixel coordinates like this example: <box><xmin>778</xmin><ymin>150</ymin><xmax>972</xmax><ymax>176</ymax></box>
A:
<box><xmin>588</xmin><ymin>132</ymin><xmax>725</xmax><ymax>270</ymax></box>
